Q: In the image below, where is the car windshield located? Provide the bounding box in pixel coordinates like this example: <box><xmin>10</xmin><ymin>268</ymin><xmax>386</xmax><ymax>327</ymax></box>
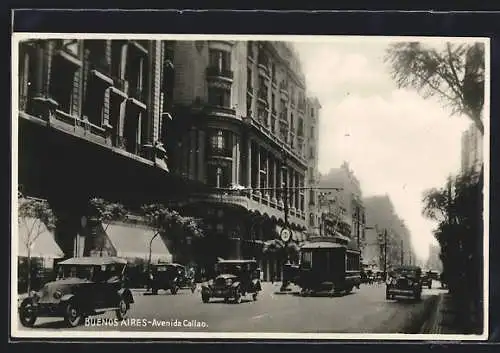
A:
<box><xmin>215</xmin><ymin>262</ymin><xmax>254</xmax><ymax>275</ymax></box>
<box><xmin>58</xmin><ymin>264</ymin><xmax>123</xmax><ymax>282</ymax></box>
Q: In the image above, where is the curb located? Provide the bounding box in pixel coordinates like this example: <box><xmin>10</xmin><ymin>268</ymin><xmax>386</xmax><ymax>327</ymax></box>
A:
<box><xmin>418</xmin><ymin>294</ymin><xmax>443</xmax><ymax>334</ymax></box>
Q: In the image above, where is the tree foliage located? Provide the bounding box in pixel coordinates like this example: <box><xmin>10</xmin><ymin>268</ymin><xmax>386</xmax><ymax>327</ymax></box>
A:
<box><xmin>422</xmin><ymin>168</ymin><xmax>483</xmax><ymax>331</ymax></box>
<box><xmin>140</xmin><ymin>203</ymin><xmax>204</xmax><ymax>239</ymax></box>
<box><xmin>18</xmin><ymin>197</ymin><xmax>57</xmax><ymax>247</ymax></box>
<box><xmin>385</xmin><ymin>42</ymin><xmax>485</xmax><ymax>135</ymax></box>
<box><xmin>89</xmin><ymin>198</ymin><xmax>128</xmax><ymax>225</ymax></box>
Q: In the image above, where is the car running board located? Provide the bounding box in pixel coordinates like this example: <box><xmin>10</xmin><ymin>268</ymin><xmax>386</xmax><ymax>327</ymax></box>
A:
<box><xmin>94</xmin><ymin>307</ymin><xmax>120</xmax><ymax>313</ymax></box>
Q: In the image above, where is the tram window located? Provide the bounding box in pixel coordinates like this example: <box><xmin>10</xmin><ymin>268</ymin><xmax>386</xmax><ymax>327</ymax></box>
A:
<box><xmin>301</xmin><ymin>252</ymin><xmax>312</xmax><ymax>268</ymax></box>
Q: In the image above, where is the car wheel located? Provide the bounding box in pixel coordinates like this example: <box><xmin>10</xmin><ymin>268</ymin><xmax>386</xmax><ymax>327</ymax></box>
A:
<box><xmin>115</xmin><ymin>298</ymin><xmax>129</xmax><ymax>320</ymax></box>
<box><xmin>385</xmin><ymin>292</ymin><xmax>391</xmax><ymax>300</ymax></box>
<box><xmin>252</xmin><ymin>293</ymin><xmax>258</xmax><ymax>301</ymax></box>
<box><xmin>152</xmin><ymin>287</ymin><xmax>158</xmax><ymax>295</ymax></box>
<box><xmin>19</xmin><ymin>300</ymin><xmax>37</xmax><ymax>327</ymax></box>
<box><xmin>202</xmin><ymin>294</ymin><xmax>210</xmax><ymax>303</ymax></box>
<box><xmin>428</xmin><ymin>284</ymin><xmax>432</xmax><ymax>289</ymax></box>
<box><xmin>234</xmin><ymin>290</ymin><xmax>242</xmax><ymax>304</ymax></box>
<box><xmin>191</xmin><ymin>284</ymin><xmax>196</xmax><ymax>293</ymax></box>
<box><xmin>64</xmin><ymin>302</ymin><xmax>82</xmax><ymax>327</ymax></box>
<box><xmin>415</xmin><ymin>292</ymin><xmax>422</xmax><ymax>301</ymax></box>
<box><xmin>171</xmin><ymin>286</ymin><xmax>179</xmax><ymax>295</ymax></box>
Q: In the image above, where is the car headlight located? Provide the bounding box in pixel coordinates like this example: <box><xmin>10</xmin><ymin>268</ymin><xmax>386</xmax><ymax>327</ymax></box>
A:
<box><xmin>53</xmin><ymin>290</ymin><xmax>62</xmax><ymax>300</ymax></box>
<box><xmin>226</xmin><ymin>278</ymin><xmax>233</xmax><ymax>286</ymax></box>
<box><xmin>391</xmin><ymin>279</ymin><xmax>397</xmax><ymax>285</ymax></box>
<box><xmin>208</xmin><ymin>279</ymin><xmax>214</xmax><ymax>286</ymax></box>
<box><xmin>29</xmin><ymin>290</ymin><xmax>39</xmax><ymax>298</ymax></box>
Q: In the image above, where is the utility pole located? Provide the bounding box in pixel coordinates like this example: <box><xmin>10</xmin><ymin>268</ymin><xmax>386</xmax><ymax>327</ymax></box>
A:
<box><xmin>383</xmin><ymin>229</ymin><xmax>388</xmax><ymax>278</ymax></box>
<box><xmin>401</xmin><ymin>239</ymin><xmax>404</xmax><ymax>265</ymax></box>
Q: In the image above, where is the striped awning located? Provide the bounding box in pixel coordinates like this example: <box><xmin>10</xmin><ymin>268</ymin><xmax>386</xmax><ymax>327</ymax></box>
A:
<box><xmin>104</xmin><ymin>223</ymin><xmax>172</xmax><ymax>263</ymax></box>
<box><xmin>17</xmin><ymin>217</ymin><xmax>64</xmax><ymax>258</ymax></box>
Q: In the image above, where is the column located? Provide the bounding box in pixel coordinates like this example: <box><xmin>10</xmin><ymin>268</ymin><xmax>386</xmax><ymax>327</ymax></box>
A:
<box><xmin>35</xmin><ymin>45</ymin><xmax>45</xmax><ymax>96</ymax></box>
<box><xmin>265</xmin><ymin>151</ymin><xmax>269</xmax><ymax>196</ymax></box>
<box><xmin>247</xmin><ymin>138</ymin><xmax>252</xmax><ymax>188</ymax></box>
<box><xmin>273</xmin><ymin>157</ymin><xmax>277</xmax><ymax>200</ymax></box>
<box><xmin>189</xmin><ymin>128</ymin><xmax>197</xmax><ymax>180</ymax></box>
<box><xmin>256</xmin><ymin>144</ymin><xmax>261</xmax><ymax>191</ymax></box>
<box><xmin>232</xmin><ymin>133</ymin><xmax>237</xmax><ymax>185</ymax></box>
<box><xmin>197</xmin><ymin>130</ymin><xmax>205</xmax><ymax>182</ymax></box>
<box><xmin>235</xmin><ymin>134</ymin><xmax>240</xmax><ymax>185</ymax></box>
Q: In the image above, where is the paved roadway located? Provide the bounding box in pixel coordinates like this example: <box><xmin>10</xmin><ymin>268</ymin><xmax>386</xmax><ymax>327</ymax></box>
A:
<box><xmin>16</xmin><ymin>281</ymin><xmax>446</xmax><ymax>333</ymax></box>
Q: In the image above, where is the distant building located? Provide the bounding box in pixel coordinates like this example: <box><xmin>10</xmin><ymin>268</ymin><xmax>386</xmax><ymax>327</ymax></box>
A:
<box><xmin>363</xmin><ymin>195</ymin><xmax>416</xmax><ymax>270</ymax></box>
<box><xmin>426</xmin><ymin>243</ymin><xmax>443</xmax><ymax>272</ymax></box>
<box><xmin>313</xmin><ymin>162</ymin><xmax>366</xmax><ymax>249</ymax></box>
<box><xmin>461</xmin><ymin>122</ymin><xmax>483</xmax><ymax>174</ymax></box>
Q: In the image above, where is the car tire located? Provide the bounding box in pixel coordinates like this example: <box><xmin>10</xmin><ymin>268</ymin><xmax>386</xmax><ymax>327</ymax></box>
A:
<box><xmin>152</xmin><ymin>287</ymin><xmax>158</xmax><ymax>295</ymax></box>
<box><xmin>115</xmin><ymin>298</ymin><xmax>129</xmax><ymax>321</ymax></box>
<box><xmin>171</xmin><ymin>286</ymin><xmax>179</xmax><ymax>295</ymax></box>
<box><xmin>415</xmin><ymin>292</ymin><xmax>422</xmax><ymax>301</ymax></box>
<box><xmin>234</xmin><ymin>290</ymin><xmax>242</xmax><ymax>304</ymax></box>
<box><xmin>202</xmin><ymin>294</ymin><xmax>210</xmax><ymax>303</ymax></box>
<box><xmin>19</xmin><ymin>299</ymin><xmax>37</xmax><ymax>328</ymax></box>
<box><xmin>252</xmin><ymin>293</ymin><xmax>258</xmax><ymax>301</ymax></box>
<box><xmin>64</xmin><ymin>301</ymin><xmax>82</xmax><ymax>328</ymax></box>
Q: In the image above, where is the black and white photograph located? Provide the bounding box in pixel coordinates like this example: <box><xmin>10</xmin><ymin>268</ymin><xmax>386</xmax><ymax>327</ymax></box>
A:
<box><xmin>11</xmin><ymin>34</ymin><xmax>489</xmax><ymax>340</ymax></box>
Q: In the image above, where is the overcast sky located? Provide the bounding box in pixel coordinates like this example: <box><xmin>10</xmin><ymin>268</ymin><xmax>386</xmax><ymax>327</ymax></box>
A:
<box><xmin>293</xmin><ymin>37</ymin><xmax>474</xmax><ymax>262</ymax></box>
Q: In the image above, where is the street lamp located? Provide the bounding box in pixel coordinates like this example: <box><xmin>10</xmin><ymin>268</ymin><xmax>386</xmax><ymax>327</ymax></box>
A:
<box><xmin>148</xmin><ymin>231</ymin><xmax>161</xmax><ymax>270</ymax></box>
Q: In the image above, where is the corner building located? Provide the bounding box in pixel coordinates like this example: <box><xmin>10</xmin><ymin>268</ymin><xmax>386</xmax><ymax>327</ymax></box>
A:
<box><xmin>17</xmin><ymin>39</ymin><xmax>189</xmax><ymax>259</ymax></box>
<box><xmin>167</xmin><ymin>40</ymin><xmax>321</xmax><ymax>280</ymax></box>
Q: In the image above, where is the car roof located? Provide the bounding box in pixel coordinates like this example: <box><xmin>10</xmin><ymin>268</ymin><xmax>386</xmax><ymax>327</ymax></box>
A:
<box><xmin>155</xmin><ymin>263</ymin><xmax>183</xmax><ymax>267</ymax></box>
<box><xmin>217</xmin><ymin>259</ymin><xmax>257</xmax><ymax>264</ymax></box>
<box><xmin>58</xmin><ymin>257</ymin><xmax>128</xmax><ymax>266</ymax></box>
<box><xmin>301</xmin><ymin>242</ymin><xmax>345</xmax><ymax>249</ymax></box>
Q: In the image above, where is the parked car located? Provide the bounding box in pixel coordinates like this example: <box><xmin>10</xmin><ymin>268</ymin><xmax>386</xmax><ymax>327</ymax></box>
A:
<box><xmin>296</xmin><ymin>241</ymin><xmax>361</xmax><ymax>296</ymax></box>
<box><xmin>148</xmin><ymin>263</ymin><xmax>196</xmax><ymax>295</ymax></box>
<box><xmin>386</xmin><ymin>265</ymin><xmax>422</xmax><ymax>301</ymax></box>
<box><xmin>201</xmin><ymin>259</ymin><xmax>262</xmax><ymax>304</ymax></box>
<box><xmin>18</xmin><ymin>257</ymin><xmax>134</xmax><ymax>328</ymax></box>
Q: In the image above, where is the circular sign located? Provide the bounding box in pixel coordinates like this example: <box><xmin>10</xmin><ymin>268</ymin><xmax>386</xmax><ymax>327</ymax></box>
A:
<box><xmin>280</xmin><ymin>228</ymin><xmax>291</xmax><ymax>243</ymax></box>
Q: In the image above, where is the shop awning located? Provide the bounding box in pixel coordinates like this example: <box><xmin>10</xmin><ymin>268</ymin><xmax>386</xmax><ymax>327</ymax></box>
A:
<box><xmin>17</xmin><ymin>217</ymin><xmax>64</xmax><ymax>258</ymax></box>
<box><xmin>104</xmin><ymin>223</ymin><xmax>172</xmax><ymax>263</ymax></box>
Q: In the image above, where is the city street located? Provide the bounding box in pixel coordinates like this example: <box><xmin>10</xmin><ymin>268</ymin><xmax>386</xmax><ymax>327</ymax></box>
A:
<box><xmin>17</xmin><ymin>282</ymin><xmax>446</xmax><ymax>333</ymax></box>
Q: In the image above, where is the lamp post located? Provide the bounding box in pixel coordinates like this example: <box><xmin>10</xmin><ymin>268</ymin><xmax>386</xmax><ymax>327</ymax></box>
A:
<box><xmin>148</xmin><ymin>231</ymin><xmax>160</xmax><ymax>270</ymax></box>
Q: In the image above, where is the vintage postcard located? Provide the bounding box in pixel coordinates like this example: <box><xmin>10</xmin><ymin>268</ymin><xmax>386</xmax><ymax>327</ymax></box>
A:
<box><xmin>10</xmin><ymin>33</ymin><xmax>489</xmax><ymax>340</ymax></box>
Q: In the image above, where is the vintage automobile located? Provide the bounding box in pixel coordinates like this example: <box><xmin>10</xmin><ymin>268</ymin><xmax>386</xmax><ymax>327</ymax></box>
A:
<box><xmin>18</xmin><ymin>257</ymin><xmax>134</xmax><ymax>328</ymax></box>
<box><xmin>281</xmin><ymin>262</ymin><xmax>300</xmax><ymax>291</ymax></box>
<box><xmin>296</xmin><ymin>241</ymin><xmax>362</xmax><ymax>296</ymax></box>
<box><xmin>386</xmin><ymin>265</ymin><xmax>423</xmax><ymax>301</ymax></box>
<box><xmin>201</xmin><ymin>259</ymin><xmax>262</xmax><ymax>304</ymax></box>
<box><xmin>148</xmin><ymin>263</ymin><xmax>196</xmax><ymax>295</ymax></box>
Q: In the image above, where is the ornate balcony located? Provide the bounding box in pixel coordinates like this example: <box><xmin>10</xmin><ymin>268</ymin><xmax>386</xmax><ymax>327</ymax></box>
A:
<box><xmin>206</xmin><ymin>66</ymin><xmax>234</xmax><ymax>83</ymax></box>
<box><xmin>204</xmin><ymin>105</ymin><xmax>237</xmax><ymax>118</ymax></box>
<box><xmin>208</xmin><ymin>146</ymin><xmax>233</xmax><ymax>158</ymax></box>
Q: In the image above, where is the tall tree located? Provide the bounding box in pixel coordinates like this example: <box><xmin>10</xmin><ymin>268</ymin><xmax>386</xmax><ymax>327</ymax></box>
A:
<box><xmin>140</xmin><ymin>204</ymin><xmax>204</xmax><ymax>265</ymax></box>
<box><xmin>18</xmin><ymin>196</ymin><xmax>57</xmax><ymax>293</ymax></box>
<box><xmin>385</xmin><ymin>42</ymin><xmax>485</xmax><ymax>135</ymax></box>
<box><xmin>88</xmin><ymin>198</ymin><xmax>128</xmax><ymax>255</ymax></box>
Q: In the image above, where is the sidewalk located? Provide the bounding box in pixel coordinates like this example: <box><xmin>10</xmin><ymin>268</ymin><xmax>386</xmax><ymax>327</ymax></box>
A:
<box><xmin>420</xmin><ymin>291</ymin><xmax>484</xmax><ymax>335</ymax></box>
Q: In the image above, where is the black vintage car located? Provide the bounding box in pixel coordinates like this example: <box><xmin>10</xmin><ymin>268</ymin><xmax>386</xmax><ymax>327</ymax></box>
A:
<box><xmin>201</xmin><ymin>259</ymin><xmax>262</xmax><ymax>304</ymax></box>
<box><xmin>386</xmin><ymin>265</ymin><xmax>422</xmax><ymax>301</ymax></box>
<box><xmin>148</xmin><ymin>263</ymin><xmax>196</xmax><ymax>295</ymax></box>
<box><xmin>297</xmin><ymin>241</ymin><xmax>362</xmax><ymax>296</ymax></box>
<box><xmin>18</xmin><ymin>257</ymin><xmax>134</xmax><ymax>328</ymax></box>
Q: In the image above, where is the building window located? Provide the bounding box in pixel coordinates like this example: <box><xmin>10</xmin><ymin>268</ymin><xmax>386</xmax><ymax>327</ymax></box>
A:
<box><xmin>247</xmin><ymin>41</ymin><xmax>254</xmax><ymax>58</ymax></box>
<box><xmin>125</xmin><ymin>49</ymin><xmax>146</xmax><ymax>101</ymax></box>
<box><xmin>49</xmin><ymin>58</ymin><xmax>77</xmax><ymax>114</ymax></box>
<box><xmin>257</xmin><ymin>103</ymin><xmax>267</xmax><ymax>125</ymax></box>
<box><xmin>209</xmin><ymin>49</ymin><xmax>231</xmax><ymax>72</ymax></box>
<box><xmin>309</xmin><ymin>190</ymin><xmax>315</xmax><ymax>204</ymax></box>
<box><xmin>309</xmin><ymin>213</ymin><xmax>315</xmax><ymax>226</ymax></box>
<box><xmin>19</xmin><ymin>44</ymin><xmax>37</xmax><ymax>114</ymax></box>
<box><xmin>247</xmin><ymin>67</ymin><xmax>252</xmax><ymax>91</ymax></box>
<box><xmin>290</xmin><ymin>113</ymin><xmax>294</xmax><ymax>130</ymax></box>
<box><xmin>208</xmin><ymin>87</ymin><xmax>231</xmax><ymax>107</ymax></box>
<box><xmin>111</xmin><ymin>41</ymin><xmax>123</xmax><ymax>79</ymax></box>
<box><xmin>311</xmin><ymin>107</ymin><xmax>315</xmax><ymax>117</ymax></box>
<box><xmin>210</xmin><ymin>130</ymin><xmax>226</xmax><ymax>149</ymax></box>
<box><xmin>208</xmin><ymin>164</ymin><xmax>231</xmax><ymax>188</ymax></box>
<box><xmin>310</xmin><ymin>126</ymin><xmax>315</xmax><ymax>138</ymax></box>
<box><xmin>82</xmin><ymin>78</ymin><xmax>105</xmax><ymax>126</ymax></box>
<box><xmin>271</xmin><ymin>93</ymin><xmax>276</xmax><ymax>113</ymax></box>
<box><xmin>247</xmin><ymin>95</ymin><xmax>252</xmax><ymax>117</ymax></box>
<box><xmin>271</xmin><ymin>62</ymin><xmax>276</xmax><ymax>83</ymax></box>
<box><xmin>84</xmin><ymin>40</ymin><xmax>108</xmax><ymax>73</ymax></box>
<box><xmin>298</xmin><ymin>118</ymin><xmax>304</xmax><ymax>136</ymax></box>
<box><xmin>258</xmin><ymin>76</ymin><xmax>268</xmax><ymax>102</ymax></box>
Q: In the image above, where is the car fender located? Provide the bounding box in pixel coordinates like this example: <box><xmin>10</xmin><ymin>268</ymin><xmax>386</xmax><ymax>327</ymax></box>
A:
<box><xmin>60</xmin><ymin>293</ymin><xmax>76</xmax><ymax>303</ymax></box>
<box><xmin>231</xmin><ymin>281</ymin><xmax>241</xmax><ymax>289</ymax></box>
<box><xmin>118</xmin><ymin>288</ymin><xmax>134</xmax><ymax>304</ymax></box>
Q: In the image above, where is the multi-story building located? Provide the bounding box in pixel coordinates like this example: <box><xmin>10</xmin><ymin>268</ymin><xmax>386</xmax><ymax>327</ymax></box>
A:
<box><xmin>314</xmin><ymin>162</ymin><xmax>365</xmax><ymax>249</ymax></box>
<box><xmin>363</xmin><ymin>195</ymin><xmax>415</xmax><ymax>270</ymax></box>
<box><xmin>165</xmin><ymin>40</ymin><xmax>320</xmax><ymax>280</ymax></box>
<box><xmin>461</xmin><ymin>122</ymin><xmax>484</xmax><ymax>174</ymax></box>
<box><xmin>426</xmin><ymin>243</ymin><xmax>443</xmax><ymax>272</ymax></box>
<box><xmin>17</xmin><ymin>39</ymin><xmax>183</xmax><ymax>260</ymax></box>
